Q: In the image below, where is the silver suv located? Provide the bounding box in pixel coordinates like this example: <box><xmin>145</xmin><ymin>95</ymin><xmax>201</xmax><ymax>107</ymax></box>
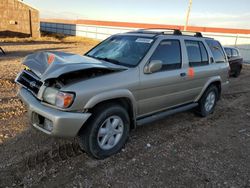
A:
<box><xmin>16</xmin><ymin>29</ymin><xmax>229</xmax><ymax>159</ymax></box>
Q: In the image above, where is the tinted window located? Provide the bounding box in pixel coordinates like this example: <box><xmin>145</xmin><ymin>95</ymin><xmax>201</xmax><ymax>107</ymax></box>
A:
<box><xmin>225</xmin><ymin>48</ymin><xmax>232</xmax><ymax>57</ymax></box>
<box><xmin>200</xmin><ymin>42</ymin><xmax>209</xmax><ymax>63</ymax></box>
<box><xmin>185</xmin><ymin>40</ymin><xmax>209</xmax><ymax>67</ymax></box>
<box><xmin>232</xmin><ymin>49</ymin><xmax>238</xmax><ymax>56</ymax></box>
<box><xmin>206</xmin><ymin>40</ymin><xmax>226</xmax><ymax>63</ymax></box>
<box><xmin>150</xmin><ymin>40</ymin><xmax>181</xmax><ymax>71</ymax></box>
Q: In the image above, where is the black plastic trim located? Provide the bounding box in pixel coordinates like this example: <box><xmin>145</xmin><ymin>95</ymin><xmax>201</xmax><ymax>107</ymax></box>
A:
<box><xmin>136</xmin><ymin>103</ymin><xmax>198</xmax><ymax>126</ymax></box>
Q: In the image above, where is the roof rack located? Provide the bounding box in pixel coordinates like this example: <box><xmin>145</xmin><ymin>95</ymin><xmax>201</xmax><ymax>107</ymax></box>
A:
<box><xmin>181</xmin><ymin>31</ymin><xmax>203</xmax><ymax>37</ymax></box>
<box><xmin>130</xmin><ymin>28</ymin><xmax>203</xmax><ymax>37</ymax></box>
<box><xmin>136</xmin><ymin>28</ymin><xmax>182</xmax><ymax>35</ymax></box>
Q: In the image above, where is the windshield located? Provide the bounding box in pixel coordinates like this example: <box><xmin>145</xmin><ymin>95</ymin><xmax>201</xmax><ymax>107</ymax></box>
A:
<box><xmin>86</xmin><ymin>35</ymin><xmax>154</xmax><ymax>67</ymax></box>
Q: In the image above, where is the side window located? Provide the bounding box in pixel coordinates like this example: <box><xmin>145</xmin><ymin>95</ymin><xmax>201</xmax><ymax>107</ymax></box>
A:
<box><xmin>200</xmin><ymin>42</ymin><xmax>209</xmax><ymax>63</ymax></box>
<box><xmin>225</xmin><ymin>48</ymin><xmax>232</xmax><ymax>57</ymax></box>
<box><xmin>232</xmin><ymin>49</ymin><xmax>238</xmax><ymax>57</ymax></box>
<box><xmin>185</xmin><ymin>40</ymin><xmax>209</xmax><ymax>67</ymax></box>
<box><xmin>206</xmin><ymin>40</ymin><xmax>226</xmax><ymax>63</ymax></box>
<box><xmin>150</xmin><ymin>40</ymin><xmax>181</xmax><ymax>71</ymax></box>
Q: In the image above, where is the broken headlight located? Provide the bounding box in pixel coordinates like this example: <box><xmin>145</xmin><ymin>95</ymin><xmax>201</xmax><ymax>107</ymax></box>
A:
<box><xmin>43</xmin><ymin>87</ymin><xmax>75</xmax><ymax>108</ymax></box>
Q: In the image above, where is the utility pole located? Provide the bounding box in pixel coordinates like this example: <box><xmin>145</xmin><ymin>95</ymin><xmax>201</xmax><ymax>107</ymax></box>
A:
<box><xmin>184</xmin><ymin>0</ymin><xmax>192</xmax><ymax>31</ymax></box>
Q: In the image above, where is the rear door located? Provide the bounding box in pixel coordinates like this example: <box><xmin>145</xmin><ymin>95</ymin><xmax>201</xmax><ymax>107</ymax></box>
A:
<box><xmin>181</xmin><ymin>40</ymin><xmax>212</xmax><ymax>101</ymax></box>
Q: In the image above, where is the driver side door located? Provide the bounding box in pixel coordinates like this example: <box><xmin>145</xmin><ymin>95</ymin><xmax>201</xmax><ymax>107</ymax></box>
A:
<box><xmin>137</xmin><ymin>39</ymin><xmax>191</xmax><ymax>117</ymax></box>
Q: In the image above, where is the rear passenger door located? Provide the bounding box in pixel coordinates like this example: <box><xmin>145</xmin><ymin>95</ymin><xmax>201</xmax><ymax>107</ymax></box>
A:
<box><xmin>138</xmin><ymin>39</ymin><xmax>191</xmax><ymax>116</ymax></box>
<box><xmin>182</xmin><ymin>40</ymin><xmax>211</xmax><ymax>101</ymax></box>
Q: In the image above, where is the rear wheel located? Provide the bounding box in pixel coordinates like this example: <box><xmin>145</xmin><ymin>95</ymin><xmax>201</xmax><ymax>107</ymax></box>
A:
<box><xmin>197</xmin><ymin>85</ymin><xmax>219</xmax><ymax>117</ymax></box>
<box><xmin>78</xmin><ymin>104</ymin><xmax>130</xmax><ymax>159</ymax></box>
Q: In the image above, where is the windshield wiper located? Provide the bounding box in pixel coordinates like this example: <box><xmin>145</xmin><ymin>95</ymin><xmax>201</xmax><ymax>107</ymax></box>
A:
<box><xmin>86</xmin><ymin>55</ymin><xmax>131</xmax><ymax>67</ymax></box>
<box><xmin>85</xmin><ymin>54</ymin><xmax>94</xmax><ymax>58</ymax></box>
<box><xmin>95</xmin><ymin>57</ymin><xmax>122</xmax><ymax>65</ymax></box>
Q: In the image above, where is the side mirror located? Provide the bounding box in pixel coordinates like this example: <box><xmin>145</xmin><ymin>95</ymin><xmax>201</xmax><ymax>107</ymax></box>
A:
<box><xmin>144</xmin><ymin>60</ymin><xmax>162</xmax><ymax>74</ymax></box>
<box><xmin>227</xmin><ymin>55</ymin><xmax>232</xmax><ymax>59</ymax></box>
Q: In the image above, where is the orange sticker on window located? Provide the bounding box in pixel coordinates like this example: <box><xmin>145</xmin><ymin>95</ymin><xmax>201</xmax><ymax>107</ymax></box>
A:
<box><xmin>47</xmin><ymin>54</ymin><xmax>55</xmax><ymax>64</ymax></box>
<box><xmin>188</xmin><ymin>68</ymin><xmax>195</xmax><ymax>78</ymax></box>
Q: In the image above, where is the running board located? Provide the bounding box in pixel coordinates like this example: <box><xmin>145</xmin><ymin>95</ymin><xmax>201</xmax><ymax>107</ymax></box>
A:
<box><xmin>136</xmin><ymin>103</ymin><xmax>198</xmax><ymax>126</ymax></box>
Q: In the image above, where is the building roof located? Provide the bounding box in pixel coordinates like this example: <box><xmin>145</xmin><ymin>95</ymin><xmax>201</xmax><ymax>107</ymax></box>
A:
<box><xmin>18</xmin><ymin>0</ymin><xmax>39</xmax><ymax>11</ymax></box>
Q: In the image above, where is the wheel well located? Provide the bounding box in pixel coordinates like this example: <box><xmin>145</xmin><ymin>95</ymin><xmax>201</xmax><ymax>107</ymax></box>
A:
<box><xmin>88</xmin><ymin>98</ymin><xmax>136</xmax><ymax>130</ymax></box>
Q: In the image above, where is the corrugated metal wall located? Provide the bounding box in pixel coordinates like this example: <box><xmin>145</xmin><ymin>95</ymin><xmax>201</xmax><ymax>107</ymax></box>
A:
<box><xmin>40</xmin><ymin>22</ymin><xmax>132</xmax><ymax>40</ymax></box>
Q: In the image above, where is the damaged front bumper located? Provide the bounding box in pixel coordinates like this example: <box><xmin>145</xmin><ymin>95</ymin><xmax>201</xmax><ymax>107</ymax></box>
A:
<box><xmin>18</xmin><ymin>87</ymin><xmax>91</xmax><ymax>137</ymax></box>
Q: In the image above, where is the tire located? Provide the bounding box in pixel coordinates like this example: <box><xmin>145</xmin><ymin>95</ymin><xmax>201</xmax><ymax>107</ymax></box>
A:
<box><xmin>78</xmin><ymin>104</ymin><xmax>130</xmax><ymax>159</ymax></box>
<box><xmin>233</xmin><ymin>67</ymin><xmax>241</xmax><ymax>78</ymax></box>
<box><xmin>196</xmin><ymin>85</ymin><xmax>219</xmax><ymax>117</ymax></box>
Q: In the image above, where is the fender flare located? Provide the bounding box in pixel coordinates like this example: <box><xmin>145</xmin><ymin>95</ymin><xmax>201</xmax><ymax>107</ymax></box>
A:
<box><xmin>84</xmin><ymin>89</ymin><xmax>137</xmax><ymax>125</ymax></box>
<box><xmin>195</xmin><ymin>76</ymin><xmax>222</xmax><ymax>102</ymax></box>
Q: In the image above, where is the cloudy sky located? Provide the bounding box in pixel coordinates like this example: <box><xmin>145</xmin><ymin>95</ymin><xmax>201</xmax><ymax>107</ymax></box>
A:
<box><xmin>24</xmin><ymin>0</ymin><xmax>250</xmax><ymax>29</ymax></box>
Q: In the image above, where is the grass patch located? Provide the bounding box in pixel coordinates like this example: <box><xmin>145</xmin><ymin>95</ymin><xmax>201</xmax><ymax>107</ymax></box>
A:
<box><xmin>0</xmin><ymin>32</ymin><xmax>100</xmax><ymax>45</ymax></box>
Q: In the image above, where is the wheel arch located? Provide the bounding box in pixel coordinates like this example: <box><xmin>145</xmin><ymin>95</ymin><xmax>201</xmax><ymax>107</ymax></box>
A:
<box><xmin>83</xmin><ymin>89</ymin><xmax>137</xmax><ymax>129</ymax></box>
<box><xmin>195</xmin><ymin>77</ymin><xmax>222</xmax><ymax>102</ymax></box>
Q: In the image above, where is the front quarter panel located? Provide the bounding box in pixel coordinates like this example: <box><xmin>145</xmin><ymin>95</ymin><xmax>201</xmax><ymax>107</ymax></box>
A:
<box><xmin>84</xmin><ymin>89</ymin><xmax>137</xmax><ymax>113</ymax></box>
<box><xmin>61</xmin><ymin>68</ymin><xmax>140</xmax><ymax>113</ymax></box>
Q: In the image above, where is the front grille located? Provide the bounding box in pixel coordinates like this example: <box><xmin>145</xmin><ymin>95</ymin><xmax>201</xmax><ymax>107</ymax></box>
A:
<box><xmin>15</xmin><ymin>70</ymin><xmax>43</xmax><ymax>95</ymax></box>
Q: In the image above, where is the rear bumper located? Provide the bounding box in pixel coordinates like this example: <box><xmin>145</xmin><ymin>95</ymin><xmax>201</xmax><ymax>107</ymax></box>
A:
<box><xmin>18</xmin><ymin>87</ymin><xmax>91</xmax><ymax>137</ymax></box>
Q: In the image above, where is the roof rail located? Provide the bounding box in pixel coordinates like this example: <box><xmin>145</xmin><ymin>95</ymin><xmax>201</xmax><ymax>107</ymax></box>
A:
<box><xmin>136</xmin><ymin>28</ymin><xmax>182</xmax><ymax>35</ymax></box>
<box><xmin>181</xmin><ymin>31</ymin><xmax>203</xmax><ymax>37</ymax></box>
<box><xmin>129</xmin><ymin>28</ymin><xmax>203</xmax><ymax>37</ymax></box>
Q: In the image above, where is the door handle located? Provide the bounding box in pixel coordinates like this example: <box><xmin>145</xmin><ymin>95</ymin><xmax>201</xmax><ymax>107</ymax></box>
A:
<box><xmin>180</xmin><ymin>72</ymin><xmax>187</xmax><ymax>77</ymax></box>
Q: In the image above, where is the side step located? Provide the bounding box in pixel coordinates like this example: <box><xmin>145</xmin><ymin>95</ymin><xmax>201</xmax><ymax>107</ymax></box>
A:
<box><xmin>136</xmin><ymin>103</ymin><xmax>198</xmax><ymax>126</ymax></box>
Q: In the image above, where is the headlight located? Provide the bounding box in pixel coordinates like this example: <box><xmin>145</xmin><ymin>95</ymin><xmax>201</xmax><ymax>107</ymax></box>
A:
<box><xmin>43</xmin><ymin>87</ymin><xmax>75</xmax><ymax>108</ymax></box>
<box><xmin>43</xmin><ymin>87</ymin><xmax>58</xmax><ymax>105</ymax></box>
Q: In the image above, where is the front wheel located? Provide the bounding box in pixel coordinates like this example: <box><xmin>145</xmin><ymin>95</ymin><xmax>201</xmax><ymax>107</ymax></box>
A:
<box><xmin>78</xmin><ymin>104</ymin><xmax>130</xmax><ymax>159</ymax></box>
<box><xmin>197</xmin><ymin>85</ymin><xmax>219</xmax><ymax>117</ymax></box>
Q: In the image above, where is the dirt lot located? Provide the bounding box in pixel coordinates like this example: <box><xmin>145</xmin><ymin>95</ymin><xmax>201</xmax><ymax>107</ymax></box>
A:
<box><xmin>0</xmin><ymin>37</ymin><xmax>250</xmax><ymax>187</ymax></box>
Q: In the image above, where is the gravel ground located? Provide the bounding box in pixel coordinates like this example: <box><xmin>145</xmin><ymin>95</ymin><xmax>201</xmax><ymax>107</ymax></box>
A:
<box><xmin>0</xmin><ymin>38</ymin><xmax>250</xmax><ymax>187</ymax></box>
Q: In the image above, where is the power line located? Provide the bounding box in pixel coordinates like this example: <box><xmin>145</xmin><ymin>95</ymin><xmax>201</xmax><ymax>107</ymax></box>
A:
<box><xmin>184</xmin><ymin>0</ymin><xmax>192</xmax><ymax>31</ymax></box>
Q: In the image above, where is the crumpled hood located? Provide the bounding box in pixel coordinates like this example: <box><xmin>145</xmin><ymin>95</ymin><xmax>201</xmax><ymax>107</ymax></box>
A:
<box><xmin>23</xmin><ymin>51</ymin><xmax>127</xmax><ymax>81</ymax></box>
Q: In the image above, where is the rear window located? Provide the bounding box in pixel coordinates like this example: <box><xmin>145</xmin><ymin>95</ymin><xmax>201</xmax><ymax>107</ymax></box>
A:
<box><xmin>206</xmin><ymin>40</ymin><xmax>226</xmax><ymax>63</ymax></box>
